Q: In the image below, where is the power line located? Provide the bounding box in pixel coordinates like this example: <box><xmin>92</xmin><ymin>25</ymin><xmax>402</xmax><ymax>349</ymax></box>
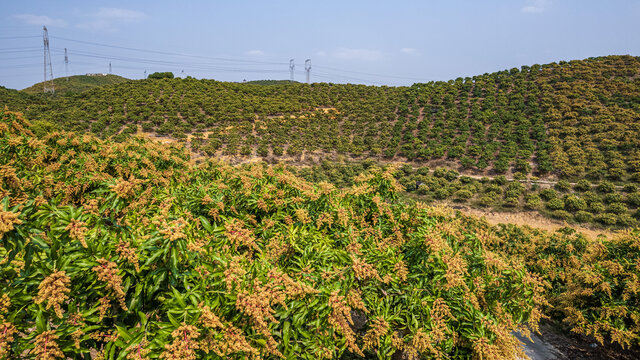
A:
<box><xmin>315</xmin><ymin>64</ymin><xmax>432</xmax><ymax>82</ymax></box>
<box><xmin>0</xmin><ymin>48</ymin><xmax>42</xmax><ymax>54</ymax></box>
<box><xmin>48</xmin><ymin>36</ymin><xmax>427</xmax><ymax>84</ymax></box>
<box><xmin>58</xmin><ymin>48</ymin><xmax>288</xmax><ymax>74</ymax></box>
<box><xmin>0</xmin><ymin>63</ymin><xmax>44</xmax><ymax>69</ymax></box>
<box><xmin>0</xmin><ymin>35</ymin><xmax>40</xmax><ymax>40</ymax></box>
<box><xmin>0</xmin><ymin>55</ymin><xmax>44</xmax><ymax>61</ymax></box>
<box><xmin>2</xmin><ymin>34</ymin><xmax>430</xmax><ymax>86</ymax></box>
<box><xmin>51</xmin><ymin>36</ymin><xmax>288</xmax><ymax>66</ymax></box>
<box><xmin>313</xmin><ymin>70</ymin><xmax>382</xmax><ymax>85</ymax></box>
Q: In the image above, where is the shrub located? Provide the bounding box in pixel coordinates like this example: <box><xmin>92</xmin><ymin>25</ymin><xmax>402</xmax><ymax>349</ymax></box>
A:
<box><xmin>597</xmin><ymin>180</ymin><xmax>616</xmax><ymax>193</ymax></box>
<box><xmin>552</xmin><ymin>210</ymin><xmax>572</xmax><ymax>220</ymax></box>
<box><xmin>607</xmin><ymin>202</ymin><xmax>628</xmax><ymax>215</ymax></box>
<box><xmin>459</xmin><ymin>176</ymin><xmax>473</xmax><ymax>184</ymax></box>
<box><xmin>477</xmin><ymin>194</ymin><xmax>496</xmax><ymax>207</ymax></box>
<box><xmin>415</xmin><ymin>166</ymin><xmax>430</xmax><ymax>176</ymax></box>
<box><xmin>433</xmin><ymin>167</ymin><xmax>448</xmax><ymax>178</ymax></box>
<box><xmin>433</xmin><ymin>187</ymin><xmax>450</xmax><ymax>200</ymax></box>
<box><xmin>453</xmin><ymin>189</ymin><xmax>473</xmax><ymax>202</ymax></box>
<box><xmin>257</xmin><ymin>143</ymin><xmax>269</xmax><ymax>157</ymax></box>
<box><xmin>574</xmin><ymin>179</ymin><xmax>592</xmax><ymax>192</ymax></box>
<box><xmin>616</xmin><ymin>213</ymin><xmax>637</xmax><ymax>227</ymax></box>
<box><xmin>493</xmin><ymin>175</ymin><xmax>508</xmax><ymax>185</ymax></box>
<box><xmin>582</xmin><ymin>191</ymin><xmax>600</xmax><ymax>205</ymax></box>
<box><xmin>564</xmin><ymin>195</ymin><xmax>587</xmax><ymax>212</ymax></box>
<box><xmin>503</xmin><ymin>196</ymin><xmax>520</xmax><ymax>208</ymax></box>
<box><xmin>416</xmin><ymin>184</ymin><xmax>430</xmax><ymax>195</ymax></box>
<box><xmin>589</xmin><ymin>202</ymin><xmax>606</xmax><ymax>214</ymax></box>
<box><xmin>525</xmin><ymin>194</ymin><xmax>543</xmax><ymax>209</ymax></box>
<box><xmin>626</xmin><ymin>192</ymin><xmax>640</xmax><ymax>207</ymax></box>
<box><xmin>484</xmin><ymin>184</ymin><xmax>502</xmax><ymax>194</ymax></box>
<box><xmin>546</xmin><ymin>198</ymin><xmax>565</xmax><ymax>210</ymax></box>
<box><xmin>443</xmin><ymin>169</ymin><xmax>459</xmax><ymax>181</ymax></box>
<box><xmin>512</xmin><ymin>171</ymin><xmax>526</xmax><ymax>180</ymax></box>
<box><xmin>596</xmin><ymin>212</ymin><xmax>618</xmax><ymax>225</ymax></box>
<box><xmin>555</xmin><ymin>179</ymin><xmax>571</xmax><ymax>192</ymax></box>
<box><xmin>540</xmin><ymin>188</ymin><xmax>558</xmax><ymax>201</ymax></box>
<box><xmin>574</xmin><ymin>211</ymin><xmax>594</xmax><ymax>223</ymax></box>
<box><xmin>603</xmin><ymin>192</ymin><xmax>624</xmax><ymax>204</ymax></box>
<box><xmin>400</xmin><ymin>164</ymin><xmax>414</xmax><ymax>175</ymax></box>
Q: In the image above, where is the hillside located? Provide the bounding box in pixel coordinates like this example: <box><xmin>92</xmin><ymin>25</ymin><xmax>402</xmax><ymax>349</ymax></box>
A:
<box><xmin>20</xmin><ymin>74</ymin><xmax>129</xmax><ymax>95</ymax></box>
<box><xmin>1</xmin><ymin>56</ymin><xmax>639</xmax><ymax>184</ymax></box>
<box><xmin>1</xmin><ymin>108</ymin><xmax>639</xmax><ymax>359</ymax></box>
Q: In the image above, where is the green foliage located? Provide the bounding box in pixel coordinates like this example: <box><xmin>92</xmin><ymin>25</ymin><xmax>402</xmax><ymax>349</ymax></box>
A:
<box><xmin>555</xmin><ymin>180</ymin><xmax>571</xmax><ymax>192</ymax></box>
<box><xmin>563</xmin><ymin>195</ymin><xmax>587</xmax><ymax>212</ymax></box>
<box><xmin>598</xmin><ymin>180</ymin><xmax>616</xmax><ymax>194</ymax></box>
<box><xmin>574</xmin><ymin>179</ymin><xmax>592</xmax><ymax>192</ymax></box>
<box><xmin>540</xmin><ymin>188</ymin><xmax>558</xmax><ymax>201</ymax></box>
<box><xmin>627</xmin><ymin>192</ymin><xmax>640</xmax><ymax>207</ymax></box>
<box><xmin>0</xmin><ymin>109</ymin><xmax>550</xmax><ymax>359</ymax></box>
<box><xmin>486</xmin><ymin>223</ymin><xmax>640</xmax><ymax>348</ymax></box>
<box><xmin>546</xmin><ymin>198</ymin><xmax>565</xmax><ymax>210</ymax></box>
<box><xmin>551</xmin><ymin>210</ymin><xmax>572</xmax><ymax>220</ymax></box>
<box><xmin>574</xmin><ymin>211</ymin><xmax>594</xmax><ymax>223</ymax></box>
<box><xmin>596</xmin><ymin>213</ymin><xmax>619</xmax><ymax>225</ymax></box>
<box><xmin>525</xmin><ymin>194</ymin><xmax>543</xmax><ymax>210</ymax></box>
<box><xmin>147</xmin><ymin>72</ymin><xmax>175</xmax><ymax>79</ymax></box>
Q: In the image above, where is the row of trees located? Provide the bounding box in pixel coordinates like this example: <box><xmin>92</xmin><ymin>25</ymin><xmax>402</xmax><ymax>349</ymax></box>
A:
<box><xmin>2</xmin><ymin>55</ymin><xmax>639</xmax><ymax>184</ymax></box>
<box><xmin>290</xmin><ymin>161</ymin><xmax>640</xmax><ymax>228</ymax></box>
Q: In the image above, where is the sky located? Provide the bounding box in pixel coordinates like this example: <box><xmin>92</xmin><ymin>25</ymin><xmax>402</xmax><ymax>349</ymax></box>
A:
<box><xmin>1</xmin><ymin>0</ymin><xmax>639</xmax><ymax>90</ymax></box>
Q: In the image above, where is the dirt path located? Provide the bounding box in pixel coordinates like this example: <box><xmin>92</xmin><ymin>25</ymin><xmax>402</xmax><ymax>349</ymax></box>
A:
<box><xmin>403</xmin><ymin>165</ymin><xmax>626</xmax><ymax>190</ymax></box>
<box><xmin>438</xmin><ymin>202</ymin><xmax>619</xmax><ymax>240</ymax></box>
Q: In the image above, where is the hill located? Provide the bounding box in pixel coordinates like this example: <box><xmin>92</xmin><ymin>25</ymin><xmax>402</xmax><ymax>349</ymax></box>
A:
<box><xmin>1</xmin><ymin>55</ymin><xmax>639</xmax><ymax>184</ymax></box>
<box><xmin>0</xmin><ymin>86</ymin><xmax>40</xmax><ymax>108</ymax></box>
<box><xmin>20</xmin><ymin>74</ymin><xmax>129</xmax><ymax>95</ymax></box>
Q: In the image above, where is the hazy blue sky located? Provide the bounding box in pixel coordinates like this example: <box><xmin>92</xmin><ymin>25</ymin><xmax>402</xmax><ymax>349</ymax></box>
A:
<box><xmin>1</xmin><ymin>0</ymin><xmax>639</xmax><ymax>89</ymax></box>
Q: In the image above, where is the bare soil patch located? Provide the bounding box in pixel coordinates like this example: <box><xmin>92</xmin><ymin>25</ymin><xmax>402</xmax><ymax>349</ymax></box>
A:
<box><xmin>437</xmin><ymin>201</ymin><xmax>618</xmax><ymax>240</ymax></box>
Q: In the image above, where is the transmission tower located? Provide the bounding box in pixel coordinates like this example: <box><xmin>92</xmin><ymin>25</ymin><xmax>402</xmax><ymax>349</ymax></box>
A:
<box><xmin>64</xmin><ymin>48</ymin><xmax>69</xmax><ymax>81</ymax></box>
<box><xmin>304</xmin><ymin>59</ymin><xmax>311</xmax><ymax>84</ymax></box>
<box><xmin>109</xmin><ymin>62</ymin><xmax>112</xmax><ymax>74</ymax></box>
<box><xmin>289</xmin><ymin>59</ymin><xmax>295</xmax><ymax>81</ymax></box>
<box><xmin>144</xmin><ymin>69</ymin><xmax>147</xmax><ymax>78</ymax></box>
<box><xmin>42</xmin><ymin>26</ymin><xmax>54</xmax><ymax>93</ymax></box>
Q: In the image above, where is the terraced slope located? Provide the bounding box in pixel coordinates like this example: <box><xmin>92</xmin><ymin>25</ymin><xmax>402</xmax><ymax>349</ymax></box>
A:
<box><xmin>1</xmin><ymin>55</ymin><xmax>639</xmax><ymax>182</ymax></box>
